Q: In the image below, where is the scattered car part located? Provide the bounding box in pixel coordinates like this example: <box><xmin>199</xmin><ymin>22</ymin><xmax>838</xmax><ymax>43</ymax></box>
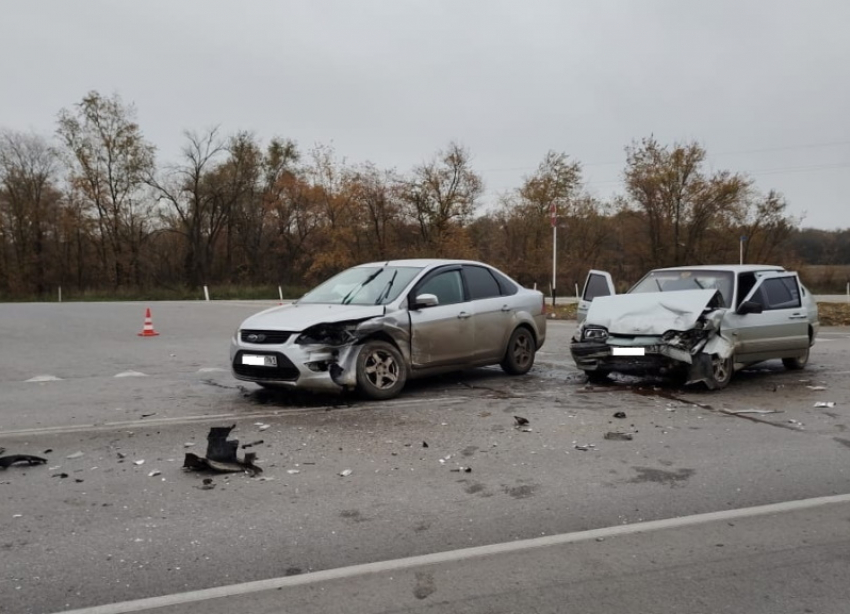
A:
<box><xmin>0</xmin><ymin>454</ymin><xmax>48</xmax><ymax>469</ymax></box>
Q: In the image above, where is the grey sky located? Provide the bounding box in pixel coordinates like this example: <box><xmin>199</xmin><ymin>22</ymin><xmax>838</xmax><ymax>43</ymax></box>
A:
<box><xmin>2</xmin><ymin>0</ymin><xmax>848</xmax><ymax>229</ymax></box>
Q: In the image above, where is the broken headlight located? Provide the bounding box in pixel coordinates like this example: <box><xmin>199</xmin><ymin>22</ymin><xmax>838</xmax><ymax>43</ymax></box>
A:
<box><xmin>661</xmin><ymin>328</ymin><xmax>709</xmax><ymax>350</ymax></box>
<box><xmin>582</xmin><ymin>326</ymin><xmax>608</xmax><ymax>341</ymax></box>
<box><xmin>295</xmin><ymin>323</ymin><xmax>357</xmax><ymax>346</ymax></box>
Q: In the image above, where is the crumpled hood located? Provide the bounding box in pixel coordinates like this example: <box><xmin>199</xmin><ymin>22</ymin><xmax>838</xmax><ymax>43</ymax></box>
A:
<box><xmin>584</xmin><ymin>289</ymin><xmax>723</xmax><ymax>335</ymax></box>
<box><xmin>240</xmin><ymin>303</ymin><xmax>386</xmax><ymax>332</ymax></box>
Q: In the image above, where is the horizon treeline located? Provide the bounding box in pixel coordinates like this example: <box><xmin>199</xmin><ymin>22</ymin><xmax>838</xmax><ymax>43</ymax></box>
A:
<box><xmin>2</xmin><ymin>91</ymin><xmax>848</xmax><ymax>300</ymax></box>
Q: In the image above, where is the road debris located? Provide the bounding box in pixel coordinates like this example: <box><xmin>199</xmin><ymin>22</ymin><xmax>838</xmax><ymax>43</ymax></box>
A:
<box><xmin>133</xmin><ymin>460</ymin><xmax>145</xmax><ymax>466</ymax></box>
<box><xmin>339</xmin><ymin>469</ymin><xmax>353</xmax><ymax>477</ymax></box>
<box><xmin>0</xmin><ymin>454</ymin><xmax>48</xmax><ymax>469</ymax></box>
<box><xmin>574</xmin><ymin>444</ymin><xmax>596</xmax><ymax>451</ymax></box>
<box><xmin>514</xmin><ymin>416</ymin><xmax>530</xmax><ymax>427</ymax></box>
<box><xmin>241</xmin><ymin>440</ymin><xmax>264</xmax><ymax>449</ymax></box>
<box><xmin>422</xmin><ymin>441</ymin><xmax>429</xmax><ymax>448</ymax></box>
<box><xmin>814</xmin><ymin>402</ymin><xmax>836</xmax><ymax>408</ymax></box>
<box><xmin>613</xmin><ymin>411</ymin><xmax>627</xmax><ymax>419</ymax></box>
<box><xmin>66</xmin><ymin>452</ymin><xmax>84</xmax><ymax>460</ymax></box>
<box><xmin>183</xmin><ymin>425</ymin><xmax>263</xmax><ymax>476</ymax></box>
<box><xmin>52</xmin><ymin>472</ymin><xmax>69</xmax><ymax>478</ymax></box>
<box><xmin>806</xmin><ymin>385</ymin><xmax>827</xmax><ymax>391</ymax></box>
<box><xmin>198</xmin><ymin>478</ymin><xmax>216</xmax><ymax>490</ymax></box>
<box><xmin>449</xmin><ymin>467</ymin><xmax>473</xmax><ymax>473</ymax></box>
<box><xmin>148</xmin><ymin>470</ymin><xmax>161</xmax><ymax>477</ymax></box>
<box><xmin>287</xmin><ymin>469</ymin><xmax>300</xmax><ymax>475</ymax></box>
<box><xmin>603</xmin><ymin>432</ymin><xmax>634</xmax><ymax>441</ymax></box>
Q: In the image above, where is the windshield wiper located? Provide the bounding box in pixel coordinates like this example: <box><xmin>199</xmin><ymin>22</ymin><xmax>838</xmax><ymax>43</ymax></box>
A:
<box><xmin>341</xmin><ymin>268</ymin><xmax>384</xmax><ymax>304</ymax></box>
<box><xmin>374</xmin><ymin>270</ymin><xmax>398</xmax><ymax>305</ymax></box>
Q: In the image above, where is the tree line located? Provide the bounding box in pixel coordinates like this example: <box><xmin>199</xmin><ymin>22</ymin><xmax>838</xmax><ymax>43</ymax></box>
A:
<box><xmin>1</xmin><ymin>91</ymin><xmax>847</xmax><ymax>300</ymax></box>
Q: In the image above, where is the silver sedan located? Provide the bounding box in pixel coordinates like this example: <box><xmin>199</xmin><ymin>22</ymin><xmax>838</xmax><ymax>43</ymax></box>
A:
<box><xmin>230</xmin><ymin>259</ymin><xmax>547</xmax><ymax>399</ymax></box>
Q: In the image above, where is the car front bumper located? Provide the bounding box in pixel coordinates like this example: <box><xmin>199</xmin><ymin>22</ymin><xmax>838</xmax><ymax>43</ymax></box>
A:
<box><xmin>229</xmin><ymin>336</ymin><xmax>363</xmax><ymax>393</ymax></box>
<box><xmin>570</xmin><ymin>339</ymin><xmax>694</xmax><ymax>375</ymax></box>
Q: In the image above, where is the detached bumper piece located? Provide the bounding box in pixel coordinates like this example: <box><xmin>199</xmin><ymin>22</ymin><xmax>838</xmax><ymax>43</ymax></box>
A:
<box><xmin>571</xmin><ymin>341</ymin><xmax>689</xmax><ymax>376</ymax></box>
<box><xmin>183</xmin><ymin>425</ymin><xmax>263</xmax><ymax>476</ymax></box>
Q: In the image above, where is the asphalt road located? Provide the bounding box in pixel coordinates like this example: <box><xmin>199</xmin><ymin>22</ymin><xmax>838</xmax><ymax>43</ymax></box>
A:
<box><xmin>2</xmin><ymin>301</ymin><xmax>850</xmax><ymax>614</ymax></box>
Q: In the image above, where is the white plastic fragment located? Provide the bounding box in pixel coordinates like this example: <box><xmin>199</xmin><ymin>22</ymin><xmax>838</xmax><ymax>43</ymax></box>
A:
<box><xmin>133</xmin><ymin>460</ymin><xmax>145</xmax><ymax>466</ymax></box>
<box><xmin>814</xmin><ymin>402</ymin><xmax>836</xmax><ymax>408</ymax></box>
<box><xmin>66</xmin><ymin>452</ymin><xmax>84</xmax><ymax>459</ymax></box>
<box><xmin>339</xmin><ymin>469</ymin><xmax>352</xmax><ymax>477</ymax></box>
<box><xmin>259</xmin><ymin>424</ymin><xmax>271</xmax><ymax>431</ymax></box>
<box><xmin>287</xmin><ymin>469</ymin><xmax>300</xmax><ymax>475</ymax></box>
<box><xmin>806</xmin><ymin>385</ymin><xmax>827</xmax><ymax>391</ymax></box>
<box><xmin>183</xmin><ymin>442</ymin><xmax>195</xmax><ymax>448</ymax></box>
<box><xmin>148</xmin><ymin>470</ymin><xmax>161</xmax><ymax>477</ymax></box>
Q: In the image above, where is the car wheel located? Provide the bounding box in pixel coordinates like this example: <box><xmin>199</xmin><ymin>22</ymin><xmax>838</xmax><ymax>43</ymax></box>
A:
<box><xmin>584</xmin><ymin>370</ymin><xmax>610</xmax><ymax>384</ymax></box>
<box><xmin>356</xmin><ymin>340</ymin><xmax>407</xmax><ymax>400</ymax></box>
<box><xmin>782</xmin><ymin>347</ymin><xmax>809</xmax><ymax>370</ymax></box>
<box><xmin>501</xmin><ymin>327</ymin><xmax>536</xmax><ymax>375</ymax></box>
<box><xmin>705</xmin><ymin>354</ymin><xmax>733</xmax><ymax>390</ymax></box>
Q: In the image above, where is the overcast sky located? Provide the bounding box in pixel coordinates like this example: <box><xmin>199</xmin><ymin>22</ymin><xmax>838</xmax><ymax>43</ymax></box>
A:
<box><xmin>1</xmin><ymin>0</ymin><xmax>848</xmax><ymax>230</ymax></box>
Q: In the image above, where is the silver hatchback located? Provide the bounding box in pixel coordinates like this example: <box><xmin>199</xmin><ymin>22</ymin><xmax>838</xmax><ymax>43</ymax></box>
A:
<box><xmin>230</xmin><ymin>259</ymin><xmax>547</xmax><ymax>399</ymax></box>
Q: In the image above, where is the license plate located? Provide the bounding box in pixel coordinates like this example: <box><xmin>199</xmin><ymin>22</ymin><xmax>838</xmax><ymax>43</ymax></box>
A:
<box><xmin>612</xmin><ymin>347</ymin><xmax>645</xmax><ymax>356</ymax></box>
<box><xmin>242</xmin><ymin>354</ymin><xmax>277</xmax><ymax>367</ymax></box>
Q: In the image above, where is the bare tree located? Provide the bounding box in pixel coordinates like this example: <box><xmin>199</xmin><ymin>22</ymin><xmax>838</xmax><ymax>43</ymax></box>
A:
<box><xmin>400</xmin><ymin>142</ymin><xmax>483</xmax><ymax>256</ymax></box>
<box><xmin>56</xmin><ymin>91</ymin><xmax>156</xmax><ymax>287</ymax></box>
<box><xmin>0</xmin><ymin>130</ymin><xmax>61</xmax><ymax>295</ymax></box>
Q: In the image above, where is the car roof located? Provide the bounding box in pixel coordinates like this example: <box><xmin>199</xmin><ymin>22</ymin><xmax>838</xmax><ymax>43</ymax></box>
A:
<box><xmin>354</xmin><ymin>258</ymin><xmax>488</xmax><ymax>268</ymax></box>
<box><xmin>650</xmin><ymin>264</ymin><xmax>786</xmax><ymax>274</ymax></box>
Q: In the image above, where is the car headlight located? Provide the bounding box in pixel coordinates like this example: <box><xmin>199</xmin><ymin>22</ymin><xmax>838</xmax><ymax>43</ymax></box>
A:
<box><xmin>582</xmin><ymin>326</ymin><xmax>608</xmax><ymax>341</ymax></box>
<box><xmin>295</xmin><ymin>323</ymin><xmax>357</xmax><ymax>346</ymax></box>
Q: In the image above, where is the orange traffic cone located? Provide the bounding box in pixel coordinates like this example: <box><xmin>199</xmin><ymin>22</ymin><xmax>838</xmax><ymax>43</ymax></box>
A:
<box><xmin>137</xmin><ymin>307</ymin><xmax>160</xmax><ymax>337</ymax></box>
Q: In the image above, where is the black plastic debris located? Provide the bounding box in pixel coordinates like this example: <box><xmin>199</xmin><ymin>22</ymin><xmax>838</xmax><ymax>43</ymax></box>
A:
<box><xmin>0</xmin><ymin>454</ymin><xmax>48</xmax><ymax>469</ymax></box>
<box><xmin>241</xmin><ymin>440</ymin><xmax>264</xmax><ymax>449</ymax></box>
<box><xmin>514</xmin><ymin>416</ymin><xmax>530</xmax><ymax>427</ymax></box>
<box><xmin>604</xmin><ymin>432</ymin><xmax>634</xmax><ymax>441</ymax></box>
<box><xmin>613</xmin><ymin>412</ymin><xmax>627</xmax><ymax>419</ymax></box>
<box><xmin>183</xmin><ymin>425</ymin><xmax>263</xmax><ymax>475</ymax></box>
<box><xmin>422</xmin><ymin>441</ymin><xmax>429</xmax><ymax>448</ymax></box>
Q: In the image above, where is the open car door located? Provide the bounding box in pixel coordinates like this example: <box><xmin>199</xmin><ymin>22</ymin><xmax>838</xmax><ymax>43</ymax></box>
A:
<box><xmin>577</xmin><ymin>270</ymin><xmax>615</xmax><ymax>324</ymax></box>
<box><xmin>730</xmin><ymin>271</ymin><xmax>811</xmax><ymax>363</ymax></box>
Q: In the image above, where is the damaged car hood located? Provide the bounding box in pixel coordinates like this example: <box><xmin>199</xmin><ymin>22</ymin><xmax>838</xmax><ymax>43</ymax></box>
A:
<box><xmin>240</xmin><ymin>303</ymin><xmax>387</xmax><ymax>332</ymax></box>
<box><xmin>585</xmin><ymin>289</ymin><xmax>723</xmax><ymax>335</ymax></box>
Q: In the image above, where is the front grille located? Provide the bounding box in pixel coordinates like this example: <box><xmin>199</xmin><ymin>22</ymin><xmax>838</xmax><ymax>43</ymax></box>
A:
<box><xmin>240</xmin><ymin>330</ymin><xmax>293</xmax><ymax>345</ymax></box>
<box><xmin>232</xmin><ymin>351</ymin><xmax>300</xmax><ymax>381</ymax></box>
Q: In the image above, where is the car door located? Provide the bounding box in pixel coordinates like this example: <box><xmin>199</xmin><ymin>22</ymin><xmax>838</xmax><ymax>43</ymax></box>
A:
<box><xmin>729</xmin><ymin>272</ymin><xmax>810</xmax><ymax>362</ymax></box>
<box><xmin>577</xmin><ymin>270</ymin><xmax>615</xmax><ymax>324</ymax></box>
<box><xmin>461</xmin><ymin>264</ymin><xmax>512</xmax><ymax>362</ymax></box>
<box><xmin>408</xmin><ymin>268</ymin><xmax>476</xmax><ymax>368</ymax></box>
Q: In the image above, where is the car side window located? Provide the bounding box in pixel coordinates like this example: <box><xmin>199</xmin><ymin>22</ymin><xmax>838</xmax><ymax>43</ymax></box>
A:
<box><xmin>757</xmin><ymin>277</ymin><xmax>802</xmax><ymax>310</ymax></box>
<box><xmin>464</xmin><ymin>266</ymin><xmax>501</xmax><ymax>300</ymax></box>
<box><xmin>585</xmin><ymin>273</ymin><xmax>612</xmax><ymax>300</ymax></box>
<box><xmin>737</xmin><ymin>273</ymin><xmax>757</xmax><ymax>308</ymax></box>
<box><xmin>417</xmin><ymin>270</ymin><xmax>464</xmax><ymax>306</ymax></box>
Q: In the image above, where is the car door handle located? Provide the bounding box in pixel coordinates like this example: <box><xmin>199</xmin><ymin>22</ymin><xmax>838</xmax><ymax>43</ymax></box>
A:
<box><xmin>501</xmin><ymin>305</ymin><xmax>511</xmax><ymax>312</ymax></box>
<box><xmin>457</xmin><ymin>311</ymin><xmax>471</xmax><ymax>319</ymax></box>
<box><xmin>788</xmin><ymin>314</ymin><xmax>808</xmax><ymax>320</ymax></box>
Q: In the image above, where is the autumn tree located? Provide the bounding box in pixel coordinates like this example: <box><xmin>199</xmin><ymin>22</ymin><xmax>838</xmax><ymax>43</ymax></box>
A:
<box><xmin>57</xmin><ymin>91</ymin><xmax>156</xmax><ymax>287</ymax></box>
<box><xmin>400</xmin><ymin>142</ymin><xmax>483</xmax><ymax>257</ymax></box>
<box><xmin>0</xmin><ymin>130</ymin><xmax>62</xmax><ymax>295</ymax></box>
<box><xmin>622</xmin><ymin>138</ymin><xmax>750</xmax><ymax>269</ymax></box>
<box><xmin>148</xmin><ymin>127</ymin><xmax>229</xmax><ymax>287</ymax></box>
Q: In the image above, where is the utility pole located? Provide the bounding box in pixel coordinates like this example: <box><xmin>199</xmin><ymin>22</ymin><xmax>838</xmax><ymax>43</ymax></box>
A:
<box><xmin>551</xmin><ymin>202</ymin><xmax>557</xmax><ymax>307</ymax></box>
<box><xmin>739</xmin><ymin>235</ymin><xmax>746</xmax><ymax>265</ymax></box>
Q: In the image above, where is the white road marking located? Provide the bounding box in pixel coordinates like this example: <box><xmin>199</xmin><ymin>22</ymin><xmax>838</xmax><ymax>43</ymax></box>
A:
<box><xmin>24</xmin><ymin>375</ymin><xmax>63</xmax><ymax>382</ymax></box>
<box><xmin>54</xmin><ymin>492</ymin><xmax>850</xmax><ymax>614</ymax></box>
<box><xmin>0</xmin><ymin>396</ymin><xmax>471</xmax><ymax>438</ymax></box>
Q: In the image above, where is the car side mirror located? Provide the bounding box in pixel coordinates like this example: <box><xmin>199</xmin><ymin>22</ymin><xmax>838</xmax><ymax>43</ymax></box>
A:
<box><xmin>737</xmin><ymin>300</ymin><xmax>764</xmax><ymax>315</ymax></box>
<box><xmin>413</xmin><ymin>293</ymin><xmax>439</xmax><ymax>309</ymax></box>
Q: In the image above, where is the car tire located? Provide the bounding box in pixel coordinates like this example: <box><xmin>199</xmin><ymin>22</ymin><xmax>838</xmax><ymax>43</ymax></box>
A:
<box><xmin>782</xmin><ymin>347</ymin><xmax>809</xmax><ymax>370</ymax></box>
<box><xmin>356</xmin><ymin>340</ymin><xmax>407</xmax><ymax>400</ymax></box>
<box><xmin>501</xmin><ymin>327</ymin><xmax>536</xmax><ymax>375</ymax></box>
<box><xmin>705</xmin><ymin>353</ymin><xmax>733</xmax><ymax>390</ymax></box>
<box><xmin>584</xmin><ymin>370</ymin><xmax>610</xmax><ymax>384</ymax></box>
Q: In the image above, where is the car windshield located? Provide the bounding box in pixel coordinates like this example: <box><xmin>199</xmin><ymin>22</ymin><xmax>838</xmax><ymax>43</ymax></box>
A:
<box><xmin>629</xmin><ymin>269</ymin><xmax>734</xmax><ymax>307</ymax></box>
<box><xmin>298</xmin><ymin>266</ymin><xmax>422</xmax><ymax>305</ymax></box>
